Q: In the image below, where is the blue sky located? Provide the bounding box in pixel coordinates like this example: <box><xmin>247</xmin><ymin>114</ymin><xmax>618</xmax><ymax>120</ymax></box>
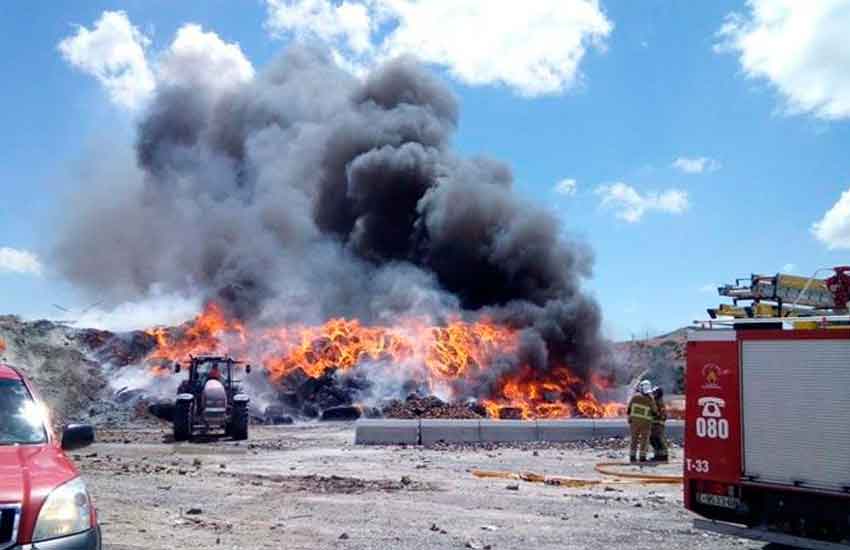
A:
<box><xmin>2</xmin><ymin>0</ymin><xmax>850</xmax><ymax>339</ymax></box>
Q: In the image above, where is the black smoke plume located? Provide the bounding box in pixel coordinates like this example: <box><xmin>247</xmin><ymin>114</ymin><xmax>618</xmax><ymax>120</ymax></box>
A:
<box><xmin>54</xmin><ymin>48</ymin><xmax>611</xmax><ymax>400</ymax></box>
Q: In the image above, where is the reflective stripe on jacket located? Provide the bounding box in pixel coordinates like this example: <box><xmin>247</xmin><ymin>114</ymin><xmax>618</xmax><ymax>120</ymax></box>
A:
<box><xmin>630</xmin><ymin>403</ymin><xmax>652</xmax><ymax>421</ymax></box>
<box><xmin>628</xmin><ymin>394</ymin><xmax>657</xmax><ymax>422</ymax></box>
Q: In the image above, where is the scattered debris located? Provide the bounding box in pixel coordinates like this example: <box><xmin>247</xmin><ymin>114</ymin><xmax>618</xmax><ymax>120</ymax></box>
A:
<box><xmin>382</xmin><ymin>394</ymin><xmax>484</xmax><ymax>419</ymax></box>
<box><xmin>498</xmin><ymin>407</ymin><xmax>524</xmax><ymax>420</ymax></box>
<box><xmin>230</xmin><ymin>473</ymin><xmax>436</xmax><ymax>494</ymax></box>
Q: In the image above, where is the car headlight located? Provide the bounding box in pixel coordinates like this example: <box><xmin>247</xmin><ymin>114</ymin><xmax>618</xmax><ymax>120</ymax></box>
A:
<box><xmin>32</xmin><ymin>477</ymin><xmax>92</xmax><ymax>542</ymax></box>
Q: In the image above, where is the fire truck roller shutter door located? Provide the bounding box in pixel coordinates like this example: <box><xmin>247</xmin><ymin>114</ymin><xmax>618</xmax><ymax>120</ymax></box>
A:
<box><xmin>741</xmin><ymin>338</ymin><xmax>850</xmax><ymax>492</ymax></box>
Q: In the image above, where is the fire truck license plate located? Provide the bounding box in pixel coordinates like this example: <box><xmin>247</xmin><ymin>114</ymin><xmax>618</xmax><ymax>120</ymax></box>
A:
<box><xmin>696</xmin><ymin>493</ymin><xmax>739</xmax><ymax>509</ymax></box>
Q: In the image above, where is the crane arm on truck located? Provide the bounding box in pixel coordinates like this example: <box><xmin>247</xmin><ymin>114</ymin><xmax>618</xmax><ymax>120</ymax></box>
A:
<box><xmin>712</xmin><ymin>266</ymin><xmax>850</xmax><ymax>318</ymax></box>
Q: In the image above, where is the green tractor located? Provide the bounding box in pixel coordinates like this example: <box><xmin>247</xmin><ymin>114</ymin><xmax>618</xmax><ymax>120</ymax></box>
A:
<box><xmin>172</xmin><ymin>356</ymin><xmax>251</xmax><ymax>442</ymax></box>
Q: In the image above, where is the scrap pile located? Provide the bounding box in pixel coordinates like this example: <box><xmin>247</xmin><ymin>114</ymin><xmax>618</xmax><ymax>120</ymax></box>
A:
<box><xmin>382</xmin><ymin>394</ymin><xmax>485</xmax><ymax>419</ymax></box>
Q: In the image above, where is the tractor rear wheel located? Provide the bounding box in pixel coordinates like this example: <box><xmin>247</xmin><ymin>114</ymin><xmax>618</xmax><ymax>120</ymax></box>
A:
<box><xmin>231</xmin><ymin>404</ymin><xmax>248</xmax><ymax>441</ymax></box>
<box><xmin>174</xmin><ymin>400</ymin><xmax>192</xmax><ymax>442</ymax></box>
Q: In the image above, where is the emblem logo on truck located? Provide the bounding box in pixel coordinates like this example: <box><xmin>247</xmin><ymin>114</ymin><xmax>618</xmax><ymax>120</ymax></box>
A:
<box><xmin>701</xmin><ymin>363</ymin><xmax>723</xmax><ymax>390</ymax></box>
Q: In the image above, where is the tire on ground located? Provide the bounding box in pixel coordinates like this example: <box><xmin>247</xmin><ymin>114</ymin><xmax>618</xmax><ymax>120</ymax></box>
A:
<box><xmin>174</xmin><ymin>401</ymin><xmax>192</xmax><ymax>442</ymax></box>
<box><xmin>231</xmin><ymin>403</ymin><xmax>249</xmax><ymax>441</ymax></box>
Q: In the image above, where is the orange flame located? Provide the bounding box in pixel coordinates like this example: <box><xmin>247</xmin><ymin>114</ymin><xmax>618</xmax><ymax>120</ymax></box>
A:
<box><xmin>146</xmin><ymin>302</ymin><xmax>246</xmax><ymax>361</ymax></box>
<box><xmin>145</xmin><ymin>303</ymin><xmax>623</xmax><ymax>418</ymax></box>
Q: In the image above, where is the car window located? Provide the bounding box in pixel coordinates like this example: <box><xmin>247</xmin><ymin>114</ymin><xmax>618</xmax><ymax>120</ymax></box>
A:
<box><xmin>0</xmin><ymin>379</ymin><xmax>48</xmax><ymax>445</ymax></box>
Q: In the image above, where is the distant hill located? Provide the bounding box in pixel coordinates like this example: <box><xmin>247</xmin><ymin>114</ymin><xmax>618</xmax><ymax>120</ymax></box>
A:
<box><xmin>613</xmin><ymin>327</ymin><xmax>687</xmax><ymax>394</ymax></box>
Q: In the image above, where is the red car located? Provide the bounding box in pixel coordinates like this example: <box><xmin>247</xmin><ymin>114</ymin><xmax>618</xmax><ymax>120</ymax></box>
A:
<box><xmin>0</xmin><ymin>363</ymin><xmax>101</xmax><ymax>549</ymax></box>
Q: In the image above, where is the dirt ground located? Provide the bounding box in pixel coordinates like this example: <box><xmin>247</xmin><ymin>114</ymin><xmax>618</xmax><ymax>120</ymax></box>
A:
<box><xmin>73</xmin><ymin>423</ymin><xmax>760</xmax><ymax>550</ymax></box>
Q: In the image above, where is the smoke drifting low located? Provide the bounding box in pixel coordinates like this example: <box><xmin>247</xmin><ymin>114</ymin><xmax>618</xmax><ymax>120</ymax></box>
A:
<box><xmin>55</xmin><ymin>47</ymin><xmax>610</xmax><ymax>396</ymax></box>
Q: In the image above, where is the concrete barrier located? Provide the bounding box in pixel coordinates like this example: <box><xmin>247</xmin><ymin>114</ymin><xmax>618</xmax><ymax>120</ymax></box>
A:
<box><xmin>593</xmin><ymin>418</ymin><xmax>629</xmax><ymax>438</ymax></box>
<box><xmin>354</xmin><ymin>418</ymin><xmax>685</xmax><ymax>446</ymax></box>
<box><xmin>480</xmin><ymin>419</ymin><xmax>538</xmax><ymax>443</ymax></box>
<box><xmin>593</xmin><ymin>419</ymin><xmax>685</xmax><ymax>440</ymax></box>
<box><xmin>354</xmin><ymin>419</ymin><xmax>420</xmax><ymax>445</ymax></box>
<box><xmin>420</xmin><ymin>419</ymin><xmax>480</xmax><ymax>446</ymax></box>
<box><xmin>537</xmin><ymin>419</ymin><xmax>595</xmax><ymax>442</ymax></box>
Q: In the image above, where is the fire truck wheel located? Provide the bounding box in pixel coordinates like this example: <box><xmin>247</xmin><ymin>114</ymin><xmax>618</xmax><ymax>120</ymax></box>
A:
<box><xmin>174</xmin><ymin>401</ymin><xmax>192</xmax><ymax>442</ymax></box>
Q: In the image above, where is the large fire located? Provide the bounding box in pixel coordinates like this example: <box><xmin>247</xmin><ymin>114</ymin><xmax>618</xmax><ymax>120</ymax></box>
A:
<box><xmin>145</xmin><ymin>303</ymin><xmax>623</xmax><ymax>419</ymax></box>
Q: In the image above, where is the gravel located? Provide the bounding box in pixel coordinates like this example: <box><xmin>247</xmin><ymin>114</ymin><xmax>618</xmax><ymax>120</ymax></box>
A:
<box><xmin>78</xmin><ymin>424</ymin><xmax>752</xmax><ymax>550</ymax></box>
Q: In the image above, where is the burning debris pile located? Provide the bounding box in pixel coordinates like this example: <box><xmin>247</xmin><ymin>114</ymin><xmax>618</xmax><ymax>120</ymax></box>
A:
<box><xmin>52</xmin><ymin>47</ymin><xmax>625</xmax><ymax>419</ymax></box>
<box><xmin>139</xmin><ymin>301</ymin><xmax>624</xmax><ymax>419</ymax></box>
<box><xmin>1</xmin><ymin>312</ymin><xmax>681</xmax><ymax>424</ymax></box>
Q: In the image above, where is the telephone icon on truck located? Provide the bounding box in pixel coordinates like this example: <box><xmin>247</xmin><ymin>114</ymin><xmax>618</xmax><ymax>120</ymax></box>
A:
<box><xmin>698</xmin><ymin>397</ymin><xmax>725</xmax><ymax>418</ymax></box>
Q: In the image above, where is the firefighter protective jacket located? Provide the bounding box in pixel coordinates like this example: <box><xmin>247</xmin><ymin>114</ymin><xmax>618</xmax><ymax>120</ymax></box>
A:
<box><xmin>627</xmin><ymin>393</ymin><xmax>658</xmax><ymax>422</ymax></box>
<box><xmin>653</xmin><ymin>399</ymin><xmax>667</xmax><ymax>425</ymax></box>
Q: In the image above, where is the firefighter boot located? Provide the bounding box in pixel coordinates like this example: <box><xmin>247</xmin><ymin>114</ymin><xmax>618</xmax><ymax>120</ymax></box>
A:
<box><xmin>629</xmin><ymin>455</ymin><xmax>637</xmax><ymax>464</ymax></box>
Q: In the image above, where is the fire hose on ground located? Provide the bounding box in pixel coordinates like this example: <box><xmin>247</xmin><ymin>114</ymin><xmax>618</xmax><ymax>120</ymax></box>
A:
<box><xmin>472</xmin><ymin>462</ymin><xmax>682</xmax><ymax>487</ymax></box>
<box><xmin>593</xmin><ymin>462</ymin><xmax>683</xmax><ymax>484</ymax></box>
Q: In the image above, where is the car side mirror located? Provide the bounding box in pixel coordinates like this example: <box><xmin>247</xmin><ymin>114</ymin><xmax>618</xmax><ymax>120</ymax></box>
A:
<box><xmin>62</xmin><ymin>424</ymin><xmax>95</xmax><ymax>451</ymax></box>
<box><xmin>245</xmin><ymin>364</ymin><xmax>252</xmax><ymax>374</ymax></box>
<box><xmin>174</xmin><ymin>362</ymin><xmax>181</xmax><ymax>373</ymax></box>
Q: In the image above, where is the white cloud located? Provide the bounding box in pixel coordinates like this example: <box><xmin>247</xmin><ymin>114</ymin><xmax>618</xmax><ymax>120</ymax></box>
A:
<box><xmin>58</xmin><ymin>11</ymin><xmax>156</xmax><ymax>110</ymax></box>
<box><xmin>812</xmin><ymin>187</ymin><xmax>850</xmax><ymax>249</ymax></box>
<box><xmin>595</xmin><ymin>182</ymin><xmax>689</xmax><ymax>223</ymax></box>
<box><xmin>716</xmin><ymin>0</ymin><xmax>850</xmax><ymax>120</ymax></box>
<box><xmin>0</xmin><ymin>247</ymin><xmax>44</xmax><ymax>276</ymax></box>
<box><xmin>264</xmin><ymin>0</ymin><xmax>613</xmax><ymax>96</ymax></box>
<box><xmin>158</xmin><ymin>24</ymin><xmax>255</xmax><ymax>93</ymax></box>
<box><xmin>265</xmin><ymin>0</ymin><xmax>375</xmax><ymax>54</ymax></box>
<box><xmin>59</xmin><ymin>12</ymin><xmax>254</xmax><ymax>111</ymax></box>
<box><xmin>672</xmin><ymin>156</ymin><xmax>721</xmax><ymax>174</ymax></box>
<box><xmin>781</xmin><ymin>263</ymin><xmax>796</xmax><ymax>273</ymax></box>
<box><xmin>553</xmin><ymin>178</ymin><xmax>577</xmax><ymax>197</ymax></box>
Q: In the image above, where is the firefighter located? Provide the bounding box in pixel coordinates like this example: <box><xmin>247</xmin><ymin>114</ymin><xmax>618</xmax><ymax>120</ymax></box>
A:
<box><xmin>627</xmin><ymin>379</ymin><xmax>658</xmax><ymax>463</ymax></box>
<box><xmin>649</xmin><ymin>386</ymin><xmax>669</xmax><ymax>462</ymax></box>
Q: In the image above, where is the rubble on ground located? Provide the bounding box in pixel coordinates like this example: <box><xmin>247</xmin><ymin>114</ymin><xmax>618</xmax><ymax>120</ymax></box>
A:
<box><xmin>382</xmin><ymin>394</ymin><xmax>485</xmax><ymax>419</ymax></box>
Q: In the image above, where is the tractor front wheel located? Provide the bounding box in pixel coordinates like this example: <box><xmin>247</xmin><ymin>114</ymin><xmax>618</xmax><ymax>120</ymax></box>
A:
<box><xmin>174</xmin><ymin>400</ymin><xmax>192</xmax><ymax>442</ymax></box>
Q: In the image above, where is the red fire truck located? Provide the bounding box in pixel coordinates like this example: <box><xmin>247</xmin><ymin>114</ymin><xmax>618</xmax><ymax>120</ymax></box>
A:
<box><xmin>685</xmin><ymin>269</ymin><xmax>850</xmax><ymax>548</ymax></box>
